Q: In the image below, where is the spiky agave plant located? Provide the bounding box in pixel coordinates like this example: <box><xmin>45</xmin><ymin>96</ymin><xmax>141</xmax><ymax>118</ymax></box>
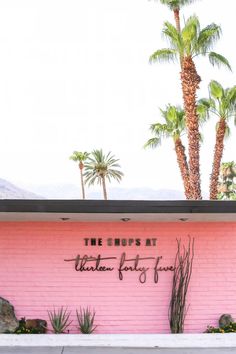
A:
<box><xmin>76</xmin><ymin>307</ymin><xmax>97</xmax><ymax>334</ymax></box>
<box><xmin>48</xmin><ymin>307</ymin><xmax>72</xmax><ymax>334</ymax></box>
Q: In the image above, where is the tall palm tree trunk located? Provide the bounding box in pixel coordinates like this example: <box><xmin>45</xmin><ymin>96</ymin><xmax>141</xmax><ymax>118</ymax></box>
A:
<box><xmin>174</xmin><ymin>138</ymin><xmax>192</xmax><ymax>199</ymax></box>
<box><xmin>79</xmin><ymin>162</ymin><xmax>85</xmax><ymax>199</ymax></box>
<box><xmin>181</xmin><ymin>56</ymin><xmax>202</xmax><ymax>200</ymax></box>
<box><xmin>173</xmin><ymin>9</ymin><xmax>181</xmax><ymax>32</ymax></box>
<box><xmin>173</xmin><ymin>8</ymin><xmax>184</xmax><ymax>69</ymax></box>
<box><xmin>210</xmin><ymin>118</ymin><xmax>227</xmax><ymax>199</ymax></box>
<box><xmin>102</xmin><ymin>176</ymin><xmax>108</xmax><ymax>200</ymax></box>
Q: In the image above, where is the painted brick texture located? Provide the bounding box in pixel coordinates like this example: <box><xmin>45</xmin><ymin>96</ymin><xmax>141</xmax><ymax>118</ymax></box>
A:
<box><xmin>0</xmin><ymin>222</ymin><xmax>236</xmax><ymax>334</ymax></box>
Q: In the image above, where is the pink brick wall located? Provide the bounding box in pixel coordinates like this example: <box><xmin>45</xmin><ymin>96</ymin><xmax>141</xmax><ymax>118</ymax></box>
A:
<box><xmin>0</xmin><ymin>222</ymin><xmax>236</xmax><ymax>334</ymax></box>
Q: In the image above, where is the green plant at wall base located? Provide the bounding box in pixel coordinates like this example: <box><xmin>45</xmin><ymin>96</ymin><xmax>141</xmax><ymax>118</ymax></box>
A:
<box><xmin>76</xmin><ymin>307</ymin><xmax>97</xmax><ymax>334</ymax></box>
<box><xmin>205</xmin><ymin>322</ymin><xmax>236</xmax><ymax>333</ymax></box>
<box><xmin>14</xmin><ymin>318</ymin><xmax>45</xmax><ymax>334</ymax></box>
<box><xmin>48</xmin><ymin>307</ymin><xmax>72</xmax><ymax>334</ymax></box>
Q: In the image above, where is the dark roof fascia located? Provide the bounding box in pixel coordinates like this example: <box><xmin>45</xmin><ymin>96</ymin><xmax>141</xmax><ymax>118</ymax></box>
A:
<box><xmin>0</xmin><ymin>200</ymin><xmax>236</xmax><ymax>214</ymax></box>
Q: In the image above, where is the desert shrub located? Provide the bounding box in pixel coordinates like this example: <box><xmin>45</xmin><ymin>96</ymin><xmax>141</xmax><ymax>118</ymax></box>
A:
<box><xmin>205</xmin><ymin>322</ymin><xmax>236</xmax><ymax>333</ymax></box>
<box><xmin>14</xmin><ymin>318</ymin><xmax>45</xmax><ymax>334</ymax></box>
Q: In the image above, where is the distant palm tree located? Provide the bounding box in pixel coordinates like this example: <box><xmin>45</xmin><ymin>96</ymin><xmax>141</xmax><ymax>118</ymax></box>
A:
<box><xmin>198</xmin><ymin>81</ymin><xmax>236</xmax><ymax>199</ymax></box>
<box><xmin>84</xmin><ymin>149</ymin><xmax>123</xmax><ymax>200</ymax></box>
<box><xmin>145</xmin><ymin>105</ymin><xmax>192</xmax><ymax>199</ymax></box>
<box><xmin>69</xmin><ymin>151</ymin><xmax>90</xmax><ymax>199</ymax></box>
<box><xmin>156</xmin><ymin>0</ymin><xmax>199</xmax><ymax>32</ymax></box>
<box><xmin>218</xmin><ymin>162</ymin><xmax>236</xmax><ymax>200</ymax></box>
<box><xmin>150</xmin><ymin>15</ymin><xmax>231</xmax><ymax>199</ymax></box>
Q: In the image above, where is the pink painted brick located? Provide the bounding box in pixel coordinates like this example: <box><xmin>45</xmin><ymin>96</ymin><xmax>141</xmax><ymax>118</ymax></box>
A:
<box><xmin>0</xmin><ymin>222</ymin><xmax>236</xmax><ymax>333</ymax></box>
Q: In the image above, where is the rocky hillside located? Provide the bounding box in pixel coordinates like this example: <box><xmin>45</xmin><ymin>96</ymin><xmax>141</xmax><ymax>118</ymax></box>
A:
<box><xmin>0</xmin><ymin>178</ymin><xmax>185</xmax><ymax>200</ymax></box>
<box><xmin>0</xmin><ymin>178</ymin><xmax>42</xmax><ymax>199</ymax></box>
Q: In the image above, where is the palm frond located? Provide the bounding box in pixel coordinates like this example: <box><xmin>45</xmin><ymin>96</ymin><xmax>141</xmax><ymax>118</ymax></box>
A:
<box><xmin>203</xmin><ymin>81</ymin><xmax>236</xmax><ymax>124</ymax></box>
<box><xmin>209</xmin><ymin>80</ymin><xmax>224</xmax><ymax>99</ymax></box>
<box><xmin>225</xmin><ymin>86</ymin><xmax>236</xmax><ymax>107</ymax></box>
<box><xmin>84</xmin><ymin>172</ymin><xmax>99</xmax><ymax>186</ymax></box>
<box><xmin>197</xmin><ymin>98</ymin><xmax>211</xmax><ymax>109</ymax></box>
<box><xmin>159</xmin><ymin>0</ymin><xmax>199</xmax><ymax>10</ymax></box>
<box><xmin>150</xmin><ymin>122</ymin><xmax>168</xmax><ymax>132</ymax></box>
<box><xmin>69</xmin><ymin>151</ymin><xmax>90</xmax><ymax>162</ymax></box>
<box><xmin>178</xmin><ymin>0</ymin><xmax>199</xmax><ymax>6</ymax></box>
<box><xmin>107</xmin><ymin>169</ymin><xmax>124</xmax><ymax>182</ymax></box>
<box><xmin>149</xmin><ymin>48</ymin><xmax>177</xmax><ymax>63</ymax></box>
<box><xmin>83</xmin><ymin>149</ymin><xmax>123</xmax><ymax>188</ymax></box>
<box><xmin>197</xmin><ymin>24</ymin><xmax>221</xmax><ymax>54</ymax></box>
<box><xmin>144</xmin><ymin>137</ymin><xmax>162</xmax><ymax>149</ymax></box>
<box><xmin>208</xmin><ymin>52</ymin><xmax>231</xmax><ymax>71</ymax></box>
<box><xmin>197</xmin><ymin>98</ymin><xmax>211</xmax><ymax>122</ymax></box>
<box><xmin>145</xmin><ymin>105</ymin><xmax>186</xmax><ymax>149</ymax></box>
<box><xmin>159</xmin><ymin>0</ymin><xmax>180</xmax><ymax>9</ymax></box>
<box><xmin>181</xmin><ymin>15</ymin><xmax>199</xmax><ymax>55</ymax></box>
<box><xmin>162</xmin><ymin>21</ymin><xmax>182</xmax><ymax>49</ymax></box>
<box><xmin>165</xmin><ymin>105</ymin><xmax>185</xmax><ymax>125</ymax></box>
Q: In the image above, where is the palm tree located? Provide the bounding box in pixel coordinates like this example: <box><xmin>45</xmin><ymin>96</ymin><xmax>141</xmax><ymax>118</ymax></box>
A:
<box><xmin>198</xmin><ymin>81</ymin><xmax>236</xmax><ymax>199</ymax></box>
<box><xmin>218</xmin><ymin>162</ymin><xmax>236</xmax><ymax>200</ymax></box>
<box><xmin>84</xmin><ymin>149</ymin><xmax>123</xmax><ymax>200</ymax></box>
<box><xmin>150</xmin><ymin>16</ymin><xmax>231</xmax><ymax>199</ymax></box>
<box><xmin>156</xmin><ymin>0</ymin><xmax>199</xmax><ymax>32</ymax></box>
<box><xmin>145</xmin><ymin>105</ymin><xmax>192</xmax><ymax>199</ymax></box>
<box><xmin>69</xmin><ymin>151</ymin><xmax>90</xmax><ymax>199</ymax></box>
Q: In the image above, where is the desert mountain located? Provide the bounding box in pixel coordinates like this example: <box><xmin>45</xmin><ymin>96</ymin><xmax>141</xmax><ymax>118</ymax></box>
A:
<box><xmin>0</xmin><ymin>178</ymin><xmax>43</xmax><ymax>199</ymax></box>
<box><xmin>0</xmin><ymin>179</ymin><xmax>185</xmax><ymax>200</ymax></box>
<box><xmin>27</xmin><ymin>184</ymin><xmax>185</xmax><ymax>200</ymax></box>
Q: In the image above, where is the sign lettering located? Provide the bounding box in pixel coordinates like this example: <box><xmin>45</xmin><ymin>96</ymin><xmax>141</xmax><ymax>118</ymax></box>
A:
<box><xmin>64</xmin><ymin>252</ymin><xmax>174</xmax><ymax>284</ymax></box>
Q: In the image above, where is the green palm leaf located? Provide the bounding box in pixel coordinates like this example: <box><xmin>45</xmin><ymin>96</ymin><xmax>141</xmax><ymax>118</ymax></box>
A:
<box><xmin>197</xmin><ymin>99</ymin><xmax>211</xmax><ymax>122</ymax></box>
<box><xmin>209</xmin><ymin>80</ymin><xmax>224</xmax><ymax>100</ymax></box>
<box><xmin>158</xmin><ymin>0</ymin><xmax>199</xmax><ymax>10</ymax></box>
<box><xmin>145</xmin><ymin>104</ymin><xmax>186</xmax><ymax>149</ymax></box>
<box><xmin>162</xmin><ymin>21</ymin><xmax>182</xmax><ymax>45</ymax></box>
<box><xmin>225</xmin><ymin>87</ymin><xmax>236</xmax><ymax>108</ymax></box>
<box><xmin>150</xmin><ymin>15</ymin><xmax>230</xmax><ymax>71</ymax></box>
<box><xmin>149</xmin><ymin>49</ymin><xmax>177</xmax><ymax>63</ymax></box>
<box><xmin>144</xmin><ymin>137</ymin><xmax>161</xmax><ymax>149</ymax></box>
<box><xmin>208</xmin><ymin>52</ymin><xmax>231</xmax><ymax>71</ymax></box>
<box><xmin>181</xmin><ymin>15</ymin><xmax>199</xmax><ymax>55</ymax></box>
<box><xmin>197</xmin><ymin>24</ymin><xmax>221</xmax><ymax>54</ymax></box>
<box><xmin>69</xmin><ymin>151</ymin><xmax>90</xmax><ymax>162</ymax></box>
<box><xmin>202</xmin><ymin>81</ymin><xmax>236</xmax><ymax>121</ymax></box>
